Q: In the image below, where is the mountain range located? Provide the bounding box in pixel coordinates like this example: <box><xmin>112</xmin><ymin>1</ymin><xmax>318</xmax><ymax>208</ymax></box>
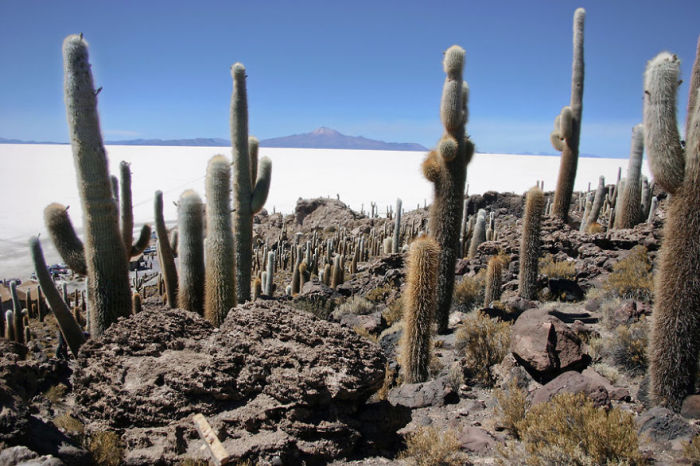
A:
<box><xmin>0</xmin><ymin>127</ymin><xmax>428</xmax><ymax>152</ymax></box>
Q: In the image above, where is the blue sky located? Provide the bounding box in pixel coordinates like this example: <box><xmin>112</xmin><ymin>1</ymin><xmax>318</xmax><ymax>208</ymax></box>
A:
<box><xmin>0</xmin><ymin>0</ymin><xmax>698</xmax><ymax>156</ymax></box>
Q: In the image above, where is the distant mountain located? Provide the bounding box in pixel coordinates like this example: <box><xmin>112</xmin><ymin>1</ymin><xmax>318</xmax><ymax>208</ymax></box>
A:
<box><xmin>259</xmin><ymin>127</ymin><xmax>428</xmax><ymax>151</ymax></box>
<box><xmin>0</xmin><ymin>137</ymin><xmax>67</xmax><ymax>145</ymax></box>
<box><xmin>104</xmin><ymin>137</ymin><xmax>230</xmax><ymax>146</ymax></box>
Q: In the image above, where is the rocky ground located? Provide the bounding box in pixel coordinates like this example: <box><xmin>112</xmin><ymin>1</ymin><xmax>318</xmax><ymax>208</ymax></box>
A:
<box><xmin>1</xmin><ymin>191</ymin><xmax>699</xmax><ymax>465</ymax></box>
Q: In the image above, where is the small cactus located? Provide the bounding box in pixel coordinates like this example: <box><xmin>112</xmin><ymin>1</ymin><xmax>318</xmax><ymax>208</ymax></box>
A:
<box><xmin>177</xmin><ymin>190</ymin><xmax>205</xmax><ymax>314</ymax></box>
<box><xmin>392</xmin><ymin>198</ymin><xmax>402</xmax><ymax>253</ymax></box>
<box><xmin>518</xmin><ymin>187</ymin><xmax>545</xmax><ymax>300</ymax></box>
<box><xmin>399</xmin><ymin>236</ymin><xmax>440</xmax><ymax>384</ymax></box>
<box><xmin>484</xmin><ymin>256</ymin><xmax>503</xmax><ymax>307</ymax></box>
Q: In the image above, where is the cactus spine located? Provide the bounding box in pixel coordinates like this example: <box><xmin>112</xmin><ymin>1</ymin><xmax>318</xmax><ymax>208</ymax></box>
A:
<box><xmin>551</xmin><ymin>8</ymin><xmax>586</xmax><ymax>221</ymax></box>
<box><xmin>399</xmin><ymin>236</ymin><xmax>440</xmax><ymax>383</ymax></box>
<box><xmin>204</xmin><ymin>155</ymin><xmax>236</xmax><ymax>326</ymax></box>
<box><xmin>231</xmin><ymin>63</ymin><xmax>272</xmax><ymax>303</ymax></box>
<box><xmin>155</xmin><ymin>191</ymin><xmax>178</xmax><ymax>308</ymax></box>
<box><xmin>615</xmin><ymin>124</ymin><xmax>645</xmax><ymax>229</ymax></box>
<box><xmin>29</xmin><ymin>237</ymin><xmax>85</xmax><ymax>356</ymax></box>
<box><xmin>62</xmin><ymin>35</ymin><xmax>131</xmax><ymax>335</ymax></box>
<box><xmin>644</xmin><ymin>42</ymin><xmax>700</xmax><ymax>411</ymax></box>
<box><xmin>422</xmin><ymin>45</ymin><xmax>475</xmax><ymax>334</ymax></box>
<box><xmin>177</xmin><ymin>190</ymin><xmax>205</xmax><ymax>314</ymax></box>
<box><xmin>518</xmin><ymin>187</ymin><xmax>545</xmax><ymax>300</ymax></box>
<box><xmin>43</xmin><ymin>204</ymin><xmax>87</xmax><ymax>275</ymax></box>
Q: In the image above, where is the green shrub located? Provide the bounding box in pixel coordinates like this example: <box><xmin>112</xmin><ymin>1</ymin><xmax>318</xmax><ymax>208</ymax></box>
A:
<box><xmin>399</xmin><ymin>426</ymin><xmax>465</xmax><ymax>466</ymax></box>
<box><xmin>455</xmin><ymin>310</ymin><xmax>511</xmax><ymax>386</ymax></box>
<box><xmin>511</xmin><ymin>392</ymin><xmax>642</xmax><ymax>465</ymax></box>
<box><xmin>603</xmin><ymin>245</ymin><xmax>653</xmax><ymax>301</ymax></box>
<box><xmin>454</xmin><ymin>269</ymin><xmax>486</xmax><ymax>311</ymax></box>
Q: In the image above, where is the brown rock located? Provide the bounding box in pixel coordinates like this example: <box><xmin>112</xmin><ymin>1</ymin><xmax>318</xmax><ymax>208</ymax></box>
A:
<box><xmin>531</xmin><ymin>371</ymin><xmax>610</xmax><ymax>408</ymax></box>
<box><xmin>74</xmin><ymin>302</ymin><xmax>390</xmax><ymax>464</ymax></box>
<box><xmin>387</xmin><ymin>377</ymin><xmax>458</xmax><ymax>409</ymax></box>
<box><xmin>510</xmin><ymin>309</ymin><xmax>589</xmax><ymax>382</ymax></box>
<box><xmin>681</xmin><ymin>395</ymin><xmax>700</xmax><ymax>419</ymax></box>
<box><xmin>457</xmin><ymin>427</ymin><xmax>496</xmax><ymax>455</ymax></box>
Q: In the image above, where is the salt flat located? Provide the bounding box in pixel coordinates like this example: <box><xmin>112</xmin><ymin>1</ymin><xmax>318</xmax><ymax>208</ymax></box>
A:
<box><xmin>0</xmin><ymin>143</ymin><xmax>650</xmax><ymax>277</ymax></box>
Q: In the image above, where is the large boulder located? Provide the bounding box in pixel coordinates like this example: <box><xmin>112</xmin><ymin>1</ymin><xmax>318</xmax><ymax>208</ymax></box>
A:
<box><xmin>73</xmin><ymin>302</ymin><xmax>389</xmax><ymax>464</ymax></box>
<box><xmin>510</xmin><ymin>309</ymin><xmax>589</xmax><ymax>383</ymax></box>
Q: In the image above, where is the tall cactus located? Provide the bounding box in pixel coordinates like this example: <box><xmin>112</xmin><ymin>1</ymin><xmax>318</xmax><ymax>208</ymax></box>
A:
<box><xmin>399</xmin><ymin>236</ymin><xmax>440</xmax><ymax>383</ymax></box>
<box><xmin>422</xmin><ymin>45</ymin><xmax>475</xmax><ymax>334</ymax></box>
<box><xmin>551</xmin><ymin>8</ymin><xmax>586</xmax><ymax>221</ymax></box>
<box><xmin>615</xmin><ymin>125</ymin><xmax>645</xmax><ymax>229</ymax></box>
<box><xmin>518</xmin><ymin>187</ymin><xmax>545</xmax><ymax>300</ymax></box>
<box><xmin>155</xmin><ymin>190</ymin><xmax>178</xmax><ymax>308</ymax></box>
<box><xmin>62</xmin><ymin>34</ymin><xmax>131</xmax><ymax>336</ymax></box>
<box><xmin>483</xmin><ymin>255</ymin><xmax>503</xmax><ymax>307</ymax></box>
<box><xmin>644</xmin><ymin>41</ymin><xmax>700</xmax><ymax>412</ymax></box>
<box><xmin>119</xmin><ymin>161</ymin><xmax>151</xmax><ymax>258</ymax></box>
<box><xmin>29</xmin><ymin>237</ymin><xmax>85</xmax><ymax>357</ymax></box>
<box><xmin>392</xmin><ymin>198</ymin><xmax>402</xmax><ymax>253</ymax></box>
<box><xmin>177</xmin><ymin>190</ymin><xmax>205</xmax><ymax>314</ymax></box>
<box><xmin>204</xmin><ymin>155</ymin><xmax>236</xmax><ymax>326</ymax></box>
<box><xmin>230</xmin><ymin>63</ymin><xmax>272</xmax><ymax>303</ymax></box>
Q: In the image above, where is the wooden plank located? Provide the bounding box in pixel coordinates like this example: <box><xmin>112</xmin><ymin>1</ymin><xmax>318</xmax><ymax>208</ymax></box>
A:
<box><xmin>192</xmin><ymin>413</ymin><xmax>233</xmax><ymax>466</ymax></box>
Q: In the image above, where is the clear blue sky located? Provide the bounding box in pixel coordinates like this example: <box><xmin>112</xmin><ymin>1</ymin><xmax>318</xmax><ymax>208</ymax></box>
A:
<box><xmin>1</xmin><ymin>0</ymin><xmax>698</xmax><ymax>156</ymax></box>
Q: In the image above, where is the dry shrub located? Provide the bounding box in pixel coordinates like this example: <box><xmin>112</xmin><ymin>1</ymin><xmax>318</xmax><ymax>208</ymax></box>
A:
<box><xmin>353</xmin><ymin>325</ymin><xmax>378</xmax><ymax>343</ymax></box>
<box><xmin>610</xmin><ymin>320</ymin><xmax>648</xmax><ymax>376</ymax></box>
<box><xmin>332</xmin><ymin>295</ymin><xmax>376</xmax><ymax>319</ymax></box>
<box><xmin>373</xmin><ymin>363</ymin><xmax>396</xmax><ymax>401</ymax></box>
<box><xmin>511</xmin><ymin>392</ymin><xmax>642</xmax><ymax>465</ymax></box>
<box><xmin>539</xmin><ymin>254</ymin><xmax>576</xmax><ymax>279</ymax></box>
<box><xmin>586</xmin><ymin>222</ymin><xmax>604</xmax><ymax>234</ymax></box>
<box><xmin>53</xmin><ymin>413</ymin><xmax>84</xmax><ymax>435</ymax></box>
<box><xmin>365</xmin><ymin>285</ymin><xmax>392</xmax><ymax>303</ymax></box>
<box><xmin>454</xmin><ymin>269</ymin><xmax>486</xmax><ymax>311</ymax></box>
<box><xmin>591</xmin><ymin>363</ymin><xmax>621</xmax><ymax>385</ymax></box>
<box><xmin>682</xmin><ymin>435</ymin><xmax>700</xmax><ymax>465</ymax></box>
<box><xmin>44</xmin><ymin>383</ymin><xmax>68</xmax><ymax>403</ymax></box>
<box><xmin>88</xmin><ymin>431</ymin><xmax>123</xmax><ymax>466</ymax></box>
<box><xmin>494</xmin><ymin>380</ymin><xmax>528</xmax><ymax>439</ymax></box>
<box><xmin>603</xmin><ymin>245</ymin><xmax>653</xmax><ymax>301</ymax></box>
<box><xmin>455</xmin><ymin>310</ymin><xmax>511</xmax><ymax>386</ymax></box>
<box><xmin>382</xmin><ymin>297</ymin><xmax>403</xmax><ymax>326</ymax></box>
<box><xmin>399</xmin><ymin>426</ymin><xmax>464</xmax><ymax>466</ymax></box>
<box><xmin>599</xmin><ymin>296</ymin><xmax>624</xmax><ymax>330</ymax></box>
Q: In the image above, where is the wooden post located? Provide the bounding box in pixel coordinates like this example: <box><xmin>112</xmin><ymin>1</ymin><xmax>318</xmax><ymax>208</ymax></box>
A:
<box><xmin>192</xmin><ymin>413</ymin><xmax>232</xmax><ymax>466</ymax></box>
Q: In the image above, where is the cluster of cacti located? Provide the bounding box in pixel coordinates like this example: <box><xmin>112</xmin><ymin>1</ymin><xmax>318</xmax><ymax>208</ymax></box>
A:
<box><xmin>399</xmin><ymin>236</ymin><xmax>440</xmax><ymax>383</ymax></box>
<box><xmin>467</xmin><ymin>209</ymin><xmax>486</xmax><ymax>258</ymax></box>
<box><xmin>231</xmin><ymin>64</ymin><xmax>272</xmax><ymax>303</ymax></box>
<box><xmin>518</xmin><ymin>187</ymin><xmax>545</xmax><ymax>300</ymax></box>
<box><xmin>579</xmin><ymin>176</ymin><xmax>605</xmax><ymax>232</ymax></box>
<box><xmin>643</xmin><ymin>40</ymin><xmax>700</xmax><ymax>412</ymax></box>
<box><xmin>551</xmin><ymin>8</ymin><xmax>586</xmax><ymax>222</ymax></box>
<box><xmin>420</xmin><ymin>45</ymin><xmax>474</xmax><ymax>333</ymax></box>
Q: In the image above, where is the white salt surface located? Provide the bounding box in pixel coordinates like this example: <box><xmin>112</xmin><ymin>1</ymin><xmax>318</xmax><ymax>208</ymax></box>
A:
<box><xmin>0</xmin><ymin>144</ymin><xmax>650</xmax><ymax>277</ymax></box>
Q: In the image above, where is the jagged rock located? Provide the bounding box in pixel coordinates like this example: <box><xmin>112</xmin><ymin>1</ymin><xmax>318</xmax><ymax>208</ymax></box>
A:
<box><xmin>547</xmin><ymin>278</ymin><xmax>584</xmax><ymax>302</ymax></box>
<box><xmin>387</xmin><ymin>377</ymin><xmax>458</xmax><ymax>409</ymax></box>
<box><xmin>378</xmin><ymin>324</ymin><xmax>402</xmax><ymax>360</ymax></box>
<box><xmin>0</xmin><ymin>446</ymin><xmax>64</xmax><ymax>466</ymax></box>
<box><xmin>531</xmin><ymin>371</ymin><xmax>610</xmax><ymax>408</ymax></box>
<box><xmin>294</xmin><ymin>198</ymin><xmax>360</xmax><ymax>227</ymax></box>
<box><xmin>637</xmin><ymin>407</ymin><xmax>697</xmax><ymax>442</ymax></box>
<box><xmin>339</xmin><ymin>312</ymin><xmax>384</xmax><ymax>335</ymax></box>
<box><xmin>73</xmin><ymin>302</ymin><xmax>392</xmax><ymax>464</ymax></box>
<box><xmin>511</xmin><ymin>309</ymin><xmax>589</xmax><ymax>383</ymax></box>
<box><xmin>457</xmin><ymin>427</ymin><xmax>496</xmax><ymax>455</ymax></box>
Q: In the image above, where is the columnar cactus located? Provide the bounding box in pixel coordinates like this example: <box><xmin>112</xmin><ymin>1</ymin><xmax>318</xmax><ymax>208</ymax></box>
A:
<box><xmin>615</xmin><ymin>125</ymin><xmax>645</xmax><ymax>229</ymax></box>
<box><xmin>483</xmin><ymin>255</ymin><xmax>503</xmax><ymax>307</ymax></box>
<box><xmin>551</xmin><ymin>8</ymin><xmax>586</xmax><ymax>221</ymax></box>
<box><xmin>43</xmin><ymin>204</ymin><xmax>87</xmax><ymax>275</ymax></box>
<box><xmin>204</xmin><ymin>155</ymin><xmax>236</xmax><ymax>326</ymax></box>
<box><xmin>119</xmin><ymin>161</ymin><xmax>151</xmax><ymax>258</ymax></box>
<box><xmin>468</xmin><ymin>209</ymin><xmax>486</xmax><ymax>258</ymax></box>
<box><xmin>177</xmin><ymin>190</ymin><xmax>205</xmax><ymax>314</ymax></box>
<box><xmin>518</xmin><ymin>187</ymin><xmax>545</xmax><ymax>300</ymax></box>
<box><xmin>62</xmin><ymin>35</ymin><xmax>131</xmax><ymax>336</ymax></box>
<box><xmin>392</xmin><ymin>198</ymin><xmax>402</xmax><ymax>253</ymax></box>
<box><xmin>29</xmin><ymin>236</ymin><xmax>85</xmax><ymax>357</ymax></box>
<box><xmin>422</xmin><ymin>45</ymin><xmax>474</xmax><ymax>334</ymax></box>
<box><xmin>230</xmin><ymin>63</ymin><xmax>272</xmax><ymax>303</ymax></box>
<box><xmin>10</xmin><ymin>281</ymin><xmax>24</xmax><ymax>344</ymax></box>
<box><xmin>644</xmin><ymin>41</ymin><xmax>700</xmax><ymax>411</ymax></box>
<box><xmin>155</xmin><ymin>190</ymin><xmax>178</xmax><ymax>308</ymax></box>
<box><xmin>264</xmin><ymin>251</ymin><xmax>275</xmax><ymax>296</ymax></box>
<box><xmin>399</xmin><ymin>236</ymin><xmax>440</xmax><ymax>383</ymax></box>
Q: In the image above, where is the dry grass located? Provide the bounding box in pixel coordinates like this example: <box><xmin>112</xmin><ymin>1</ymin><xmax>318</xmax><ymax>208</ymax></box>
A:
<box><xmin>455</xmin><ymin>310</ymin><xmax>511</xmax><ymax>386</ymax></box>
<box><xmin>382</xmin><ymin>297</ymin><xmax>403</xmax><ymax>326</ymax></box>
<box><xmin>454</xmin><ymin>269</ymin><xmax>486</xmax><ymax>312</ymax></box>
<box><xmin>88</xmin><ymin>431</ymin><xmax>123</xmax><ymax>466</ymax></box>
<box><xmin>399</xmin><ymin>426</ymin><xmax>465</xmax><ymax>466</ymax></box>
<box><xmin>494</xmin><ymin>380</ymin><xmax>528</xmax><ymax>438</ymax></box>
<box><xmin>373</xmin><ymin>363</ymin><xmax>396</xmax><ymax>401</ymax></box>
<box><xmin>332</xmin><ymin>295</ymin><xmax>377</xmax><ymax>319</ymax></box>
<box><xmin>508</xmin><ymin>392</ymin><xmax>643</xmax><ymax>465</ymax></box>
<box><xmin>53</xmin><ymin>413</ymin><xmax>84</xmax><ymax>435</ymax></box>
<box><xmin>353</xmin><ymin>325</ymin><xmax>378</xmax><ymax>342</ymax></box>
<box><xmin>44</xmin><ymin>383</ymin><xmax>68</xmax><ymax>403</ymax></box>
<box><xmin>586</xmin><ymin>222</ymin><xmax>604</xmax><ymax>234</ymax></box>
<box><xmin>591</xmin><ymin>363</ymin><xmax>621</xmax><ymax>385</ymax></box>
<box><xmin>603</xmin><ymin>245</ymin><xmax>653</xmax><ymax>302</ymax></box>
<box><xmin>539</xmin><ymin>254</ymin><xmax>576</xmax><ymax>279</ymax></box>
<box><xmin>365</xmin><ymin>285</ymin><xmax>393</xmax><ymax>303</ymax></box>
<box><xmin>682</xmin><ymin>435</ymin><xmax>700</xmax><ymax>465</ymax></box>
